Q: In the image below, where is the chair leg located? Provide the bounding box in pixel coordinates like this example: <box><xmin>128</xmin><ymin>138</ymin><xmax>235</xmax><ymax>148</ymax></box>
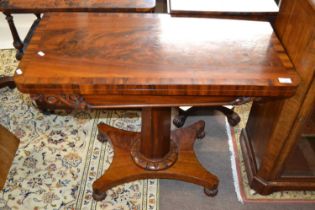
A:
<box><xmin>173</xmin><ymin>106</ymin><xmax>241</xmax><ymax>129</ymax></box>
<box><xmin>214</xmin><ymin>106</ymin><xmax>241</xmax><ymax>126</ymax></box>
<box><xmin>3</xmin><ymin>13</ymin><xmax>24</xmax><ymax>60</ymax></box>
<box><xmin>3</xmin><ymin>12</ymin><xmax>42</xmax><ymax>61</ymax></box>
<box><xmin>173</xmin><ymin>107</ymin><xmax>200</xmax><ymax>128</ymax></box>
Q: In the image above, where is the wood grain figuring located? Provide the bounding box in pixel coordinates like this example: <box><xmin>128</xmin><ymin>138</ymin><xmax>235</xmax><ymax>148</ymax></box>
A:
<box><xmin>240</xmin><ymin>0</ymin><xmax>315</xmax><ymax>194</ymax></box>
<box><xmin>93</xmin><ymin>118</ymin><xmax>218</xmax><ymax>200</ymax></box>
<box><xmin>0</xmin><ymin>0</ymin><xmax>156</xmax><ymax>12</ymax></box>
<box><xmin>15</xmin><ymin>13</ymin><xmax>299</xmax><ymax>98</ymax></box>
<box><xmin>279</xmin><ymin>76</ymin><xmax>315</xmax><ymax>178</ymax></box>
<box><xmin>140</xmin><ymin>108</ymin><xmax>171</xmax><ymax>159</ymax></box>
<box><xmin>261</xmin><ymin>0</ymin><xmax>315</xmax><ymax>179</ymax></box>
<box><xmin>169</xmin><ymin>0</ymin><xmax>278</xmax><ymax>21</ymax></box>
<box><xmin>0</xmin><ymin>125</ymin><xmax>20</xmax><ymax>190</ymax></box>
<box><xmin>302</xmin><ymin>105</ymin><xmax>315</xmax><ymax>137</ymax></box>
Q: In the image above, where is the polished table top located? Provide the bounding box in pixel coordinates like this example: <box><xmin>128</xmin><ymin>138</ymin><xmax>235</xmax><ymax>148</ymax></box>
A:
<box><xmin>169</xmin><ymin>0</ymin><xmax>279</xmax><ymax>14</ymax></box>
<box><xmin>0</xmin><ymin>0</ymin><xmax>156</xmax><ymax>12</ymax></box>
<box><xmin>15</xmin><ymin>13</ymin><xmax>298</xmax><ymax>98</ymax></box>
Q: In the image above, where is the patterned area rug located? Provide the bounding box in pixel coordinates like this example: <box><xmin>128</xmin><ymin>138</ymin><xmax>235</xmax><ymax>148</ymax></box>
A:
<box><xmin>230</xmin><ymin>104</ymin><xmax>315</xmax><ymax>203</ymax></box>
<box><xmin>0</xmin><ymin>49</ymin><xmax>158</xmax><ymax>209</ymax></box>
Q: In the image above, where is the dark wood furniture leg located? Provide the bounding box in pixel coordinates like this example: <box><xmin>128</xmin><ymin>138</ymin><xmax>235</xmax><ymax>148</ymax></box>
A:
<box><xmin>1</xmin><ymin>13</ymin><xmax>41</xmax><ymax>90</ymax></box>
<box><xmin>173</xmin><ymin>106</ymin><xmax>241</xmax><ymax>128</ymax></box>
<box><xmin>22</xmin><ymin>13</ymin><xmax>42</xmax><ymax>56</ymax></box>
<box><xmin>3</xmin><ymin>12</ymin><xmax>24</xmax><ymax>60</ymax></box>
<box><xmin>3</xmin><ymin>12</ymin><xmax>41</xmax><ymax>60</ymax></box>
<box><xmin>93</xmin><ymin>107</ymin><xmax>219</xmax><ymax>201</ymax></box>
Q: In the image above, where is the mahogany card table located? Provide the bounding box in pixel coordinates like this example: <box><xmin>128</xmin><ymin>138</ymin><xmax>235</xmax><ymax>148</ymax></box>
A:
<box><xmin>14</xmin><ymin>13</ymin><xmax>299</xmax><ymax>200</ymax></box>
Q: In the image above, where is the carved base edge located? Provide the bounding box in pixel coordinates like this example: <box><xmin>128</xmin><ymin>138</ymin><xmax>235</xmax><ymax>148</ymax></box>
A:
<box><xmin>97</xmin><ymin>132</ymin><xmax>108</xmax><ymax>143</ymax></box>
<box><xmin>240</xmin><ymin>129</ymin><xmax>315</xmax><ymax>195</ymax></box>
<box><xmin>131</xmin><ymin>139</ymin><xmax>178</xmax><ymax>171</ymax></box>
<box><xmin>204</xmin><ymin>187</ymin><xmax>218</xmax><ymax>197</ymax></box>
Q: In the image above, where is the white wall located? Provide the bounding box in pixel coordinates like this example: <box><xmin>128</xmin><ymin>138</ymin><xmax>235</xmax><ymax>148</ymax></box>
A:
<box><xmin>0</xmin><ymin>14</ymin><xmax>36</xmax><ymax>49</ymax></box>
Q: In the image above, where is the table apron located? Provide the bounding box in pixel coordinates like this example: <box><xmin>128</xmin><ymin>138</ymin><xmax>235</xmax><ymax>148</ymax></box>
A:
<box><xmin>30</xmin><ymin>94</ymin><xmax>257</xmax><ymax>110</ymax></box>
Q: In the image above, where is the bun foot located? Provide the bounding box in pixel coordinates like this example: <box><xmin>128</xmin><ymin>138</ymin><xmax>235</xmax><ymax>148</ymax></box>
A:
<box><xmin>41</xmin><ymin>109</ymin><xmax>54</xmax><ymax>115</ymax></box>
<box><xmin>173</xmin><ymin>115</ymin><xmax>187</xmax><ymax>128</ymax></box>
<box><xmin>92</xmin><ymin>190</ymin><xmax>107</xmax><ymax>201</ymax></box>
<box><xmin>227</xmin><ymin>112</ymin><xmax>241</xmax><ymax>127</ymax></box>
<box><xmin>97</xmin><ymin>132</ymin><xmax>108</xmax><ymax>143</ymax></box>
<box><xmin>195</xmin><ymin>120</ymin><xmax>206</xmax><ymax>139</ymax></box>
<box><xmin>197</xmin><ymin>130</ymin><xmax>206</xmax><ymax>139</ymax></box>
<box><xmin>204</xmin><ymin>187</ymin><xmax>218</xmax><ymax>197</ymax></box>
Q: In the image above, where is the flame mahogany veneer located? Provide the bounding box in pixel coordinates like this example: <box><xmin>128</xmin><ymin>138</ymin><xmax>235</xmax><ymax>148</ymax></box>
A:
<box><xmin>14</xmin><ymin>13</ymin><xmax>299</xmax><ymax>200</ymax></box>
<box><xmin>0</xmin><ymin>0</ymin><xmax>155</xmax><ymax>60</ymax></box>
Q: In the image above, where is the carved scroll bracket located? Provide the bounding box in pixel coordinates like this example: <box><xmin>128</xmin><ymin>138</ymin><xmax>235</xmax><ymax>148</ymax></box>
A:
<box><xmin>30</xmin><ymin>94</ymin><xmax>88</xmax><ymax>111</ymax></box>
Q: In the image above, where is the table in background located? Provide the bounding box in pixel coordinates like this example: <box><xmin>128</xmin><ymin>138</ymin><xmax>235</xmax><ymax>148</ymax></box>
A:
<box><xmin>168</xmin><ymin>0</ymin><xmax>279</xmax><ymax>21</ymax></box>
<box><xmin>0</xmin><ymin>0</ymin><xmax>156</xmax><ymax>60</ymax></box>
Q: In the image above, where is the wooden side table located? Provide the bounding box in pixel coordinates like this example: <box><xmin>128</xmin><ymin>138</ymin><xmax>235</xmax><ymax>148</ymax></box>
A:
<box><xmin>14</xmin><ymin>13</ymin><xmax>299</xmax><ymax>200</ymax></box>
